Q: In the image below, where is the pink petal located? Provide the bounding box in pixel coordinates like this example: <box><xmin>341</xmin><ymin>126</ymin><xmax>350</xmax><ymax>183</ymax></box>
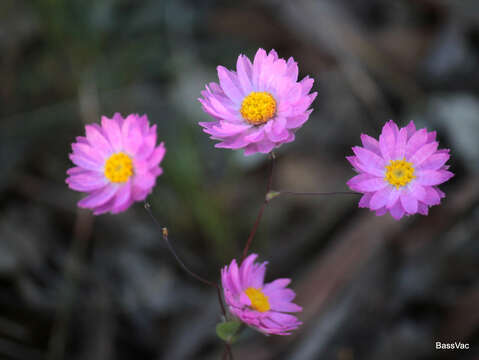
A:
<box><xmin>379</xmin><ymin>121</ymin><xmax>396</xmax><ymax>161</ymax></box>
<box><xmin>300</xmin><ymin>77</ymin><xmax>315</xmax><ymax>98</ymax></box>
<box><xmin>358</xmin><ymin>192</ymin><xmax>373</xmax><ymax>208</ymax></box>
<box><xmin>250</xmin><ymin>263</ymin><xmax>267</xmax><ymax>288</ymax></box>
<box><xmin>400</xmin><ymin>191</ymin><xmax>418</xmax><ymax>214</ymax></box>
<box><xmin>255</xmin><ymin>139</ymin><xmax>276</xmax><ymax>154</ymax></box>
<box><xmin>92</xmin><ymin>200</ymin><xmax>115</xmax><ymax>215</ymax></box>
<box><xmin>410</xmin><ymin>141</ymin><xmax>438</xmax><ymax>166</ymax></box>
<box><xmin>375</xmin><ymin>208</ymin><xmax>387</xmax><ymax>216</ymax></box>
<box><xmin>353</xmin><ymin>177</ymin><xmax>387</xmax><ymax>192</ymax></box>
<box><xmin>394</xmin><ymin>127</ymin><xmax>408</xmax><ymax>159</ymax></box>
<box><xmin>239</xmin><ymin>292</ymin><xmax>252</xmax><ymax>307</ymax></box>
<box><xmin>405</xmin><ymin>121</ymin><xmax>416</xmax><ymax>139</ymax></box>
<box><xmin>215</xmin><ymin>135</ymin><xmax>250</xmax><ymax>150</ymax></box>
<box><xmin>78</xmin><ymin>184</ymin><xmax>118</xmax><ymax>209</ymax></box>
<box><xmin>211</xmin><ymin>122</ymin><xmax>252</xmax><ymax>137</ymax></box>
<box><xmin>267</xmin><ymin>288</ymin><xmax>296</xmax><ymax>303</ymax></box>
<box><xmin>244</xmin><ymin>128</ymin><xmax>265</xmax><ymax>143</ymax></box>
<box><xmin>266</xmin><ymin>118</ymin><xmax>289</xmax><ymax>142</ymax></box>
<box><xmin>423</xmin><ymin>186</ymin><xmax>441</xmax><ymax>206</ymax></box>
<box><xmin>417</xmin><ymin>202</ymin><xmax>429</xmax><ymax>215</ymax></box>
<box><xmin>360</xmin><ymin>134</ymin><xmax>381</xmax><ymax>155</ymax></box>
<box><xmin>151</xmin><ymin>167</ymin><xmax>163</xmax><ymax>176</ymax></box>
<box><xmin>370</xmin><ymin>187</ymin><xmax>392</xmax><ymax>210</ymax></box>
<box><xmin>252</xmin><ymin>48</ymin><xmax>267</xmax><ymax>88</ymax></box>
<box><xmin>69</xmin><ymin>154</ymin><xmax>103</xmax><ymax>171</ymax></box>
<box><xmin>133</xmin><ymin>171</ymin><xmax>155</xmax><ymax>191</ymax></box>
<box><xmin>137</xmin><ymin>114</ymin><xmax>150</xmax><ymax>135</ymax></box>
<box><xmin>66</xmin><ymin>166</ymin><xmax>87</xmax><ymax>176</ymax></box>
<box><xmin>229</xmin><ymin>260</ymin><xmax>243</xmax><ymax>294</ymax></box>
<box><xmin>135</xmin><ymin>130</ymin><xmax>157</xmax><ymax>160</ymax></box>
<box><xmin>417</xmin><ymin>170</ymin><xmax>454</xmax><ymax>186</ymax></box>
<box><xmin>270</xmin><ymin>302</ymin><xmax>302</xmax><ymax>313</ymax></box>
<box><xmin>75</xmin><ymin>136</ymin><xmax>89</xmax><ymax>145</ymax></box>
<box><xmin>101</xmin><ymin>116</ymin><xmax>123</xmax><ymax>151</ymax></box>
<box><xmin>389</xmin><ymin>201</ymin><xmax>405</xmax><ymax>220</ymax></box>
<box><xmin>285</xmin><ymin>110</ymin><xmax>312</xmax><ymax>129</ymax></box>
<box><xmin>347</xmin><ymin>174</ymin><xmax>386</xmax><ymax>192</ymax></box>
<box><xmin>349</xmin><ymin>154</ymin><xmax>385</xmax><ymax>177</ymax></box>
<box><xmin>111</xmin><ymin>181</ymin><xmax>132</xmax><ymax>213</ymax></box>
<box><xmin>263</xmin><ymin>279</ymin><xmax>291</xmax><ymax>293</ymax></box>
<box><xmin>240</xmin><ymin>254</ymin><xmax>258</xmax><ymax>287</ymax></box>
<box><xmin>418</xmin><ymin>152</ymin><xmax>450</xmax><ymax>170</ymax></box>
<box><xmin>67</xmin><ymin>172</ymin><xmax>108</xmax><ymax>192</ymax></box>
<box><xmin>389</xmin><ymin>120</ymin><xmax>400</xmax><ymax>137</ymax></box>
<box><xmin>286</xmin><ymin>58</ymin><xmax>299</xmax><ymax>82</ymax></box>
<box><xmin>268</xmin><ymin>49</ymin><xmax>279</xmax><ymax>60</ymax></box>
<box><xmin>409</xmin><ymin>181</ymin><xmax>426</xmax><ymax>202</ymax></box>
<box><xmin>199</xmin><ymin>97</ymin><xmax>226</xmax><ymax>120</ymax></box>
<box><xmin>217</xmin><ymin>66</ymin><xmax>244</xmax><ymax>103</ymax></box>
<box><xmin>257</xmin><ymin>53</ymin><xmax>277</xmax><ymax>91</ymax></box>
<box><xmin>352</xmin><ymin>146</ymin><xmax>386</xmax><ymax>172</ymax></box>
<box><xmin>148</xmin><ymin>142</ymin><xmax>166</xmax><ymax>167</ymax></box>
<box><xmin>112</xmin><ymin>113</ymin><xmax>123</xmax><ymax>126</ymax></box>
<box><xmin>386</xmin><ymin>188</ymin><xmax>401</xmax><ymax>208</ymax></box>
<box><xmin>282</xmin><ymin>82</ymin><xmax>302</xmax><ymax>104</ymax></box>
<box><xmin>236</xmin><ymin>54</ymin><xmax>254</xmax><ymax>94</ymax></box>
<box><xmin>426</xmin><ymin>130</ymin><xmax>437</xmax><ymax>143</ymax></box>
<box><xmin>243</xmin><ymin>144</ymin><xmax>259</xmax><ymax>156</ymax></box>
<box><xmin>436</xmin><ymin>187</ymin><xmax>446</xmax><ymax>198</ymax></box>
<box><xmin>85</xmin><ymin>124</ymin><xmax>112</xmax><ymax>158</ymax></box>
<box><xmin>268</xmin><ymin>312</ymin><xmax>301</xmax><ymax>326</ymax></box>
<box><xmin>123</xmin><ymin>126</ymin><xmax>143</xmax><ymax>156</ymax></box>
<box><xmin>71</xmin><ymin>143</ymin><xmax>104</xmax><ymax>164</ymax></box>
<box><xmin>207</xmin><ymin>96</ymin><xmax>240</xmax><ymax>122</ymax></box>
<box><xmin>267</xmin><ymin>59</ymin><xmax>288</xmax><ymax>89</ymax></box>
<box><xmin>346</xmin><ymin>156</ymin><xmax>361</xmax><ymax>172</ymax></box>
<box><xmin>406</xmin><ymin>128</ymin><xmax>427</xmax><ymax>159</ymax></box>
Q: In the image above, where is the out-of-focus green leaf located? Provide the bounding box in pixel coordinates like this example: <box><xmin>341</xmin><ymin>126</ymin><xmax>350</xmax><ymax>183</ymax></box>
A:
<box><xmin>215</xmin><ymin>320</ymin><xmax>241</xmax><ymax>343</ymax></box>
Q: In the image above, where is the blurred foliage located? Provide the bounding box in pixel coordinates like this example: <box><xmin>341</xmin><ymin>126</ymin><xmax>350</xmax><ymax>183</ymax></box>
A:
<box><xmin>0</xmin><ymin>0</ymin><xmax>478</xmax><ymax>359</ymax></box>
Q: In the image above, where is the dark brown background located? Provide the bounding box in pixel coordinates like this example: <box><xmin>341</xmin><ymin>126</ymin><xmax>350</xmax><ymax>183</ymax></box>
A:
<box><xmin>0</xmin><ymin>0</ymin><xmax>478</xmax><ymax>359</ymax></box>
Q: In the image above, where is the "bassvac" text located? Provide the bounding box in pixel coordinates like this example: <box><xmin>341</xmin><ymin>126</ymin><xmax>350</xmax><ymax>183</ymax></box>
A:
<box><xmin>436</xmin><ymin>342</ymin><xmax>470</xmax><ymax>350</ymax></box>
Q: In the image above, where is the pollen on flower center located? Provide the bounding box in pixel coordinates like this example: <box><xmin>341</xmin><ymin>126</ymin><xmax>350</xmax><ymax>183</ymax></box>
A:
<box><xmin>244</xmin><ymin>287</ymin><xmax>270</xmax><ymax>312</ymax></box>
<box><xmin>104</xmin><ymin>152</ymin><xmax>134</xmax><ymax>183</ymax></box>
<box><xmin>385</xmin><ymin>159</ymin><xmax>416</xmax><ymax>189</ymax></box>
<box><xmin>240</xmin><ymin>91</ymin><xmax>277</xmax><ymax>125</ymax></box>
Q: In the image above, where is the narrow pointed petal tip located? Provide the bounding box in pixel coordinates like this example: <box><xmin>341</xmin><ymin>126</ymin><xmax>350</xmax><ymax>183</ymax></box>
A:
<box><xmin>199</xmin><ymin>48</ymin><xmax>317</xmax><ymax>156</ymax></box>
<box><xmin>221</xmin><ymin>253</ymin><xmax>302</xmax><ymax>336</ymax></box>
<box><xmin>66</xmin><ymin>113</ymin><xmax>166</xmax><ymax>215</ymax></box>
<box><xmin>347</xmin><ymin>120</ymin><xmax>453</xmax><ymax>220</ymax></box>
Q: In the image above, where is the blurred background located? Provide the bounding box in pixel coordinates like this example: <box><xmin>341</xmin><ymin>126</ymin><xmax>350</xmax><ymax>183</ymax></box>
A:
<box><xmin>0</xmin><ymin>0</ymin><xmax>478</xmax><ymax>359</ymax></box>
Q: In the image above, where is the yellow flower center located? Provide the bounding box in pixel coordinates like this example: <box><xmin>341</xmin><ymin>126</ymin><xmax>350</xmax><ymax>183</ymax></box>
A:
<box><xmin>244</xmin><ymin>287</ymin><xmax>270</xmax><ymax>312</ymax></box>
<box><xmin>240</xmin><ymin>91</ymin><xmax>277</xmax><ymax>125</ymax></box>
<box><xmin>385</xmin><ymin>159</ymin><xmax>416</xmax><ymax>189</ymax></box>
<box><xmin>104</xmin><ymin>152</ymin><xmax>134</xmax><ymax>183</ymax></box>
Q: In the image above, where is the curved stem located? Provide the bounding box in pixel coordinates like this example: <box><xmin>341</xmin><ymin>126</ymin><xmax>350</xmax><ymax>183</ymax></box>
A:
<box><xmin>223</xmin><ymin>343</ymin><xmax>234</xmax><ymax>360</ymax></box>
<box><xmin>242</xmin><ymin>152</ymin><xmax>275</xmax><ymax>261</ymax></box>
<box><xmin>276</xmin><ymin>190</ymin><xmax>360</xmax><ymax>197</ymax></box>
<box><xmin>144</xmin><ymin>202</ymin><xmax>227</xmax><ymax>318</ymax></box>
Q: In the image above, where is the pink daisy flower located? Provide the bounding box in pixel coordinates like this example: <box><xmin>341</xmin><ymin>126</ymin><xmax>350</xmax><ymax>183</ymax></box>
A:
<box><xmin>347</xmin><ymin>120</ymin><xmax>454</xmax><ymax>220</ymax></box>
<box><xmin>66</xmin><ymin>113</ymin><xmax>166</xmax><ymax>215</ymax></box>
<box><xmin>221</xmin><ymin>253</ymin><xmax>302</xmax><ymax>335</ymax></box>
<box><xmin>199</xmin><ymin>48</ymin><xmax>317</xmax><ymax>155</ymax></box>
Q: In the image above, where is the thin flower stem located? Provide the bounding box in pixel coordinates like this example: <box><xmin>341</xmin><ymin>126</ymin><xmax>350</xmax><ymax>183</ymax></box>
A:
<box><xmin>144</xmin><ymin>202</ymin><xmax>228</xmax><ymax>319</ymax></box>
<box><xmin>223</xmin><ymin>343</ymin><xmax>234</xmax><ymax>360</ymax></box>
<box><xmin>145</xmin><ymin>203</ymin><xmax>234</xmax><ymax>359</ymax></box>
<box><xmin>242</xmin><ymin>152</ymin><xmax>275</xmax><ymax>261</ymax></box>
<box><xmin>216</xmin><ymin>286</ymin><xmax>227</xmax><ymax>322</ymax></box>
<box><xmin>276</xmin><ymin>190</ymin><xmax>360</xmax><ymax>197</ymax></box>
<box><xmin>241</xmin><ymin>153</ymin><xmax>359</xmax><ymax>260</ymax></box>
